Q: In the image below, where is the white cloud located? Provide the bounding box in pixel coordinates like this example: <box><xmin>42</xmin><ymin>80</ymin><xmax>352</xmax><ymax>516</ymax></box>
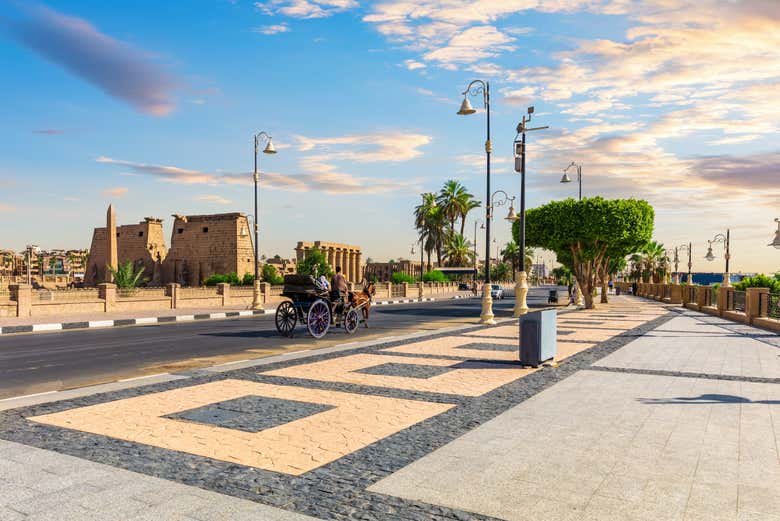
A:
<box><xmin>196</xmin><ymin>195</ymin><xmax>233</xmax><ymax>205</ymax></box>
<box><xmin>97</xmin><ymin>131</ymin><xmax>432</xmax><ymax>195</ymax></box>
<box><xmin>253</xmin><ymin>23</ymin><xmax>290</xmax><ymax>34</ymax></box>
<box><xmin>403</xmin><ymin>59</ymin><xmax>426</xmax><ymax>70</ymax></box>
<box><xmin>256</xmin><ymin>0</ymin><xmax>358</xmax><ymax>19</ymax></box>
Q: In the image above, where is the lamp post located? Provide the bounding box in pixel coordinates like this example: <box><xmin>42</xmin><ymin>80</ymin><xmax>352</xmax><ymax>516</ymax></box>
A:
<box><xmin>705</xmin><ymin>229</ymin><xmax>731</xmax><ymax>286</ymax></box>
<box><xmin>488</xmin><ymin>190</ymin><xmax>517</xmax><ymax>285</ymax></box>
<box><xmin>560</xmin><ymin>162</ymin><xmax>582</xmax><ymax>200</ymax></box>
<box><xmin>769</xmin><ymin>218</ymin><xmax>780</xmax><ymax>249</ymax></box>
<box><xmin>417</xmin><ymin>193</ymin><xmax>435</xmax><ymax>298</ymax></box>
<box><xmin>473</xmin><ymin>219</ymin><xmax>484</xmax><ymax>283</ymax></box>
<box><xmin>457</xmin><ymin>79</ymin><xmax>495</xmax><ymax>324</ymax></box>
<box><xmin>513</xmin><ymin>106</ymin><xmax>549</xmax><ymax>316</ymax></box>
<box><xmin>252</xmin><ymin>131</ymin><xmax>277</xmax><ymax>309</ymax></box>
<box><xmin>671</xmin><ymin>244</ymin><xmax>691</xmax><ymax>284</ymax></box>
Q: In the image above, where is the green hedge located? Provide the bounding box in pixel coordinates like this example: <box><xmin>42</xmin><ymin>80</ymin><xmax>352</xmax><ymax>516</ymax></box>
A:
<box><xmin>204</xmin><ymin>272</ymin><xmax>255</xmax><ymax>286</ymax></box>
<box><xmin>390</xmin><ymin>272</ymin><xmax>416</xmax><ymax>284</ymax></box>
<box><xmin>422</xmin><ymin>270</ymin><xmax>449</xmax><ymax>282</ymax></box>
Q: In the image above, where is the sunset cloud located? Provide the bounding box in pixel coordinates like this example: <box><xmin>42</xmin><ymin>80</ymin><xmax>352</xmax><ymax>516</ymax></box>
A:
<box><xmin>5</xmin><ymin>4</ymin><xmax>176</xmax><ymax>115</ymax></box>
<box><xmin>102</xmin><ymin>187</ymin><xmax>128</xmax><ymax>198</ymax></box>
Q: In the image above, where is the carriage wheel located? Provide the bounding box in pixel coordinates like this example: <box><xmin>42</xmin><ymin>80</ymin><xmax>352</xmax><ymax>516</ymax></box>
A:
<box><xmin>307</xmin><ymin>299</ymin><xmax>331</xmax><ymax>339</ymax></box>
<box><xmin>344</xmin><ymin>308</ymin><xmax>359</xmax><ymax>335</ymax></box>
<box><xmin>275</xmin><ymin>301</ymin><xmax>297</xmax><ymax>337</ymax></box>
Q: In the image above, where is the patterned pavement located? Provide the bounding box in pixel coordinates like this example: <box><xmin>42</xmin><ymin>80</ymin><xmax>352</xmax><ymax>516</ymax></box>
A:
<box><xmin>0</xmin><ymin>297</ymin><xmax>674</xmax><ymax>520</ymax></box>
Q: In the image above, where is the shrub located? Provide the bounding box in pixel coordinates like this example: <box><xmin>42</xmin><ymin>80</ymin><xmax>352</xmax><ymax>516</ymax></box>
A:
<box><xmin>391</xmin><ymin>272</ymin><xmax>416</xmax><ymax>284</ymax></box>
<box><xmin>734</xmin><ymin>274</ymin><xmax>780</xmax><ymax>293</ymax></box>
<box><xmin>422</xmin><ymin>270</ymin><xmax>449</xmax><ymax>282</ymax></box>
<box><xmin>260</xmin><ymin>264</ymin><xmax>283</xmax><ymax>285</ymax></box>
<box><xmin>204</xmin><ymin>272</ymin><xmax>241</xmax><ymax>286</ymax></box>
<box><xmin>106</xmin><ymin>261</ymin><xmax>147</xmax><ymax>289</ymax></box>
<box><xmin>297</xmin><ymin>250</ymin><xmax>333</xmax><ymax>278</ymax></box>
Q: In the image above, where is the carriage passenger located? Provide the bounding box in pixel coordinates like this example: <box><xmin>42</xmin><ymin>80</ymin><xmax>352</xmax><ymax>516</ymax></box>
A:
<box><xmin>331</xmin><ymin>266</ymin><xmax>348</xmax><ymax>308</ymax></box>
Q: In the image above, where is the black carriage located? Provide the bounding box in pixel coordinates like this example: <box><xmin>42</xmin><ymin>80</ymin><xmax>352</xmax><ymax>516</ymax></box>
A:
<box><xmin>274</xmin><ymin>274</ymin><xmax>361</xmax><ymax>339</ymax></box>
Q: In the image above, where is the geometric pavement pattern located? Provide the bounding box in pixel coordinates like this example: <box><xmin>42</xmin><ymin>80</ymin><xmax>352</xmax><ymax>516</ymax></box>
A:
<box><xmin>0</xmin><ymin>297</ymin><xmax>674</xmax><ymax>519</ymax></box>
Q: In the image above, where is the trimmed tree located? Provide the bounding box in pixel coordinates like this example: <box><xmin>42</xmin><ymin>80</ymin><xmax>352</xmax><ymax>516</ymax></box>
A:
<box><xmin>296</xmin><ymin>249</ymin><xmax>333</xmax><ymax>278</ymax></box>
<box><xmin>516</xmin><ymin>197</ymin><xmax>653</xmax><ymax>309</ymax></box>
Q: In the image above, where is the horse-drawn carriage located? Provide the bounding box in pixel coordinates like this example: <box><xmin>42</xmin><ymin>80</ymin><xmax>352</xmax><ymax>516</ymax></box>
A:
<box><xmin>274</xmin><ymin>274</ymin><xmax>374</xmax><ymax>339</ymax></box>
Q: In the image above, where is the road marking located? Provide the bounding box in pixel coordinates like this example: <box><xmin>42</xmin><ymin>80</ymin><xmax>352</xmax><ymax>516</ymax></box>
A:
<box><xmin>135</xmin><ymin>317</ymin><xmax>158</xmax><ymax>324</ymax></box>
<box><xmin>210</xmin><ymin>312</ymin><xmax>227</xmax><ymax>319</ymax></box>
<box><xmin>31</xmin><ymin>323</ymin><xmax>62</xmax><ymax>332</ymax></box>
<box><xmin>238</xmin><ymin>310</ymin><xmax>253</xmax><ymax>316</ymax></box>
<box><xmin>118</xmin><ymin>372</ymin><xmax>170</xmax><ymax>382</ymax></box>
<box><xmin>88</xmin><ymin>320</ymin><xmax>115</xmax><ymax>328</ymax></box>
<box><xmin>0</xmin><ymin>390</ymin><xmax>58</xmax><ymax>402</ymax></box>
<box><xmin>176</xmin><ymin>315</ymin><xmax>195</xmax><ymax>321</ymax></box>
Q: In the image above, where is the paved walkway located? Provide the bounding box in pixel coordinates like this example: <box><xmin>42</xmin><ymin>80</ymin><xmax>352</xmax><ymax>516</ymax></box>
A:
<box><xmin>0</xmin><ymin>298</ymin><xmax>777</xmax><ymax>520</ymax></box>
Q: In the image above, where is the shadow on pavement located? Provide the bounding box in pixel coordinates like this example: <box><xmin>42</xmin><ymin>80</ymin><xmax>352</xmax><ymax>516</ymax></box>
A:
<box><xmin>638</xmin><ymin>394</ymin><xmax>780</xmax><ymax>405</ymax></box>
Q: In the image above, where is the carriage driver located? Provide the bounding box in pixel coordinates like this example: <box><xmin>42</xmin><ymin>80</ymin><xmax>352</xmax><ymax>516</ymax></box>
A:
<box><xmin>330</xmin><ymin>266</ymin><xmax>349</xmax><ymax>310</ymax></box>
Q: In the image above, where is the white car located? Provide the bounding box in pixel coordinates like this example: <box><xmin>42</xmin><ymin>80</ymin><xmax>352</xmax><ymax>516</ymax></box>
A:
<box><xmin>490</xmin><ymin>284</ymin><xmax>504</xmax><ymax>299</ymax></box>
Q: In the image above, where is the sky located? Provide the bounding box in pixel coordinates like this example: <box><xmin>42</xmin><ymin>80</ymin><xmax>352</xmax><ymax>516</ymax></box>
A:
<box><xmin>0</xmin><ymin>0</ymin><xmax>778</xmax><ymax>273</ymax></box>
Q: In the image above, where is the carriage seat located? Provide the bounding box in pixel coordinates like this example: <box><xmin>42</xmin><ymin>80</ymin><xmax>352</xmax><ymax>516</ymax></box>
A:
<box><xmin>282</xmin><ymin>274</ymin><xmax>327</xmax><ymax>296</ymax></box>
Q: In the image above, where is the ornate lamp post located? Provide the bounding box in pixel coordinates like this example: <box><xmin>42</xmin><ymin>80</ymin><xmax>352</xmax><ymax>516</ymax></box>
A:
<box><xmin>769</xmin><ymin>218</ymin><xmax>780</xmax><ymax>249</ymax></box>
<box><xmin>513</xmin><ymin>106</ymin><xmax>548</xmax><ymax>316</ymax></box>
<box><xmin>705</xmin><ymin>229</ymin><xmax>731</xmax><ymax>286</ymax></box>
<box><xmin>416</xmin><ymin>193</ymin><xmax>435</xmax><ymax>298</ymax></box>
<box><xmin>670</xmin><ymin>244</ymin><xmax>692</xmax><ymax>284</ymax></box>
<box><xmin>457</xmin><ymin>79</ymin><xmax>495</xmax><ymax>324</ymax></box>
<box><xmin>473</xmin><ymin>219</ymin><xmax>484</xmax><ymax>283</ymax></box>
<box><xmin>560</xmin><ymin>162</ymin><xmax>582</xmax><ymax>200</ymax></box>
<box><xmin>251</xmin><ymin>131</ymin><xmax>277</xmax><ymax>309</ymax></box>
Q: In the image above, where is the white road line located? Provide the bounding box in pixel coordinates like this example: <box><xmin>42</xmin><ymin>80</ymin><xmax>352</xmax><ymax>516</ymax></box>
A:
<box><xmin>0</xmin><ymin>390</ymin><xmax>57</xmax><ymax>402</ymax></box>
<box><xmin>210</xmin><ymin>312</ymin><xmax>227</xmax><ymax>319</ymax></box>
<box><xmin>31</xmin><ymin>323</ymin><xmax>62</xmax><ymax>332</ymax></box>
<box><xmin>176</xmin><ymin>315</ymin><xmax>195</xmax><ymax>321</ymax></box>
<box><xmin>88</xmin><ymin>320</ymin><xmax>114</xmax><ymax>328</ymax></box>
<box><xmin>135</xmin><ymin>317</ymin><xmax>157</xmax><ymax>324</ymax></box>
<box><xmin>238</xmin><ymin>310</ymin><xmax>253</xmax><ymax>316</ymax></box>
<box><xmin>118</xmin><ymin>372</ymin><xmax>170</xmax><ymax>382</ymax></box>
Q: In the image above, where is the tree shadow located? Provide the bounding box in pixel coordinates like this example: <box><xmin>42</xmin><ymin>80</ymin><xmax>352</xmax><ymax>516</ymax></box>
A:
<box><xmin>638</xmin><ymin>394</ymin><xmax>780</xmax><ymax>405</ymax></box>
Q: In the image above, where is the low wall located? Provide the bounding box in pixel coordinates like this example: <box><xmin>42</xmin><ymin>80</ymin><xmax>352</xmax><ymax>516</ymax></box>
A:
<box><xmin>31</xmin><ymin>301</ymin><xmax>105</xmax><ymax>317</ymax></box>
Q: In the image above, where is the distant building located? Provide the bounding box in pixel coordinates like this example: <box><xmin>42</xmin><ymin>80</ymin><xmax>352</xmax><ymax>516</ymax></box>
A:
<box><xmin>265</xmin><ymin>256</ymin><xmax>297</xmax><ymax>277</ymax></box>
<box><xmin>531</xmin><ymin>263</ymin><xmax>548</xmax><ymax>279</ymax></box>
<box><xmin>162</xmin><ymin>213</ymin><xmax>254</xmax><ymax>286</ymax></box>
<box><xmin>295</xmin><ymin>241</ymin><xmax>362</xmax><ymax>282</ymax></box>
<box><xmin>85</xmin><ymin>217</ymin><xmax>167</xmax><ymax>286</ymax></box>
<box><xmin>363</xmin><ymin>259</ymin><xmax>423</xmax><ymax>281</ymax></box>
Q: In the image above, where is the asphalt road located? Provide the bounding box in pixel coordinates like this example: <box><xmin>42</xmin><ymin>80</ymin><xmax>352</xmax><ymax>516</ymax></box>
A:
<box><xmin>0</xmin><ymin>288</ymin><xmax>560</xmax><ymax>399</ymax></box>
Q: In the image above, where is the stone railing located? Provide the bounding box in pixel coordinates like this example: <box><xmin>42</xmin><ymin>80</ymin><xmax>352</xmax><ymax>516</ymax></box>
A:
<box><xmin>625</xmin><ymin>281</ymin><xmax>780</xmax><ymax>333</ymax></box>
<box><xmin>0</xmin><ymin>280</ymin><xmax>469</xmax><ymax>319</ymax></box>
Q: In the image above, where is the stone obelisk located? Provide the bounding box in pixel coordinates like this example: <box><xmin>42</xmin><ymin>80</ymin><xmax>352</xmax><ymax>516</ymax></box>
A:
<box><xmin>106</xmin><ymin>204</ymin><xmax>118</xmax><ymax>282</ymax></box>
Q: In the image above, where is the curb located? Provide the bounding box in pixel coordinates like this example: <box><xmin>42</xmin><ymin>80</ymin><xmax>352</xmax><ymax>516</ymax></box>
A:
<box><xmin>0</xmin><ymin>295</ymin><xmax>480</xmax><ymax>336</ymax></box>
<box><xmin>0</xmin><ymin>309</ymin><xmax>268</xmax><ymax>335</ymax></box>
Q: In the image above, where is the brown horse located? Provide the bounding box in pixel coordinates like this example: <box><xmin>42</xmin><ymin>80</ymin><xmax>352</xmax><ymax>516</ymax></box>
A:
<box><xmin>350</xmin><ymin>281</ymin><xmax>376</xmax><ymax>327</ymax></box>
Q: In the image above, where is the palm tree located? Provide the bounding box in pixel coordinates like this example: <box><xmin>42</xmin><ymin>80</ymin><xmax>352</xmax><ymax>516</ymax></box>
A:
<box><xmin>437</xmin><ymin>180</ymin><xmax>479</xmax><ymax>235</ymax></box>
<box><xmin>415</xmin><ymin>193</ymin><xmax>446</xmax><ymax>271</ymax></box>
<box><xmin>107</xmin><ymin>261</ymin><xmax>147</xmax><ymax>290</ymax></box>
<box><xmin>501</xmin><ymin>241</ymin><xmax>520</xmax><ymax>281</ymax></box>
<box><xmin>642</xmin><ymin>240</ymin><xmax>666</xmax><ymax>282</ymax></box>
<box><xmin>457</xmin><ymin>194</ymin><xmax>480</xmax><ymax>236</ymax></box>
<box><xmin>444</xmin><ymin>233</ymin><xmax>475</xmax><ymax>267</ymax></box>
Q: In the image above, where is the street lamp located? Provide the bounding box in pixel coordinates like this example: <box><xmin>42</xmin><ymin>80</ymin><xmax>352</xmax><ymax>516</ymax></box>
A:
<box><xmin>458</xmin><ymin>79</ymin><xmax>495</xmax><ymax>324</ymax></box>
<box><xmin>670</xmin><ymin>244</ymin><xmax>692</xmax><ymax>284</ymax></box>
<box><xmin>473</xmin><ymin>218</ymin><xmax>484</xmax><ymax>283</ymax></box>
<box><xmin>560</xmin><ymin>162</ymin><xmax>583</xmax><ymax>200</ymax></box>
<box><xmin>769</xmin><ymin>218</ymin><xmax>780</xmax><ymax>249</ymax></box>
<box><xmin>513</xmin><ymin>106</ymin><xmax>549</xmax><ymax>316</ymax></box>
<box><xmin>417</xmin><ymin>193</ymin><xmax>435</xmax><ymax>298</ymax></box>
<box><xmin>252</xmin><ymin>131</ymin><xmax>276</xmax><ymax>309</ymax></box>
<box><xmin>705</xmin><ymin>229</ymin><xmax>731</xmax><ymax>286</ymax></box>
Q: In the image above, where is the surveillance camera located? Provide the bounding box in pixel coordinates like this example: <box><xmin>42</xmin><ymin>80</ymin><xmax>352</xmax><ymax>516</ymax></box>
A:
<box><xmin>527</xmin><ymin>106</ymin><xmax>534</xmax><ymax>114</ymax></box>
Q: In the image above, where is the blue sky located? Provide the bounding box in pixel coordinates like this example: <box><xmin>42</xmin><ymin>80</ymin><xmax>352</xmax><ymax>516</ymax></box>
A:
<box><xmin>1</xmin><ymin>0</ymin><xmax>778</xmax><ymax>273</ymax></box>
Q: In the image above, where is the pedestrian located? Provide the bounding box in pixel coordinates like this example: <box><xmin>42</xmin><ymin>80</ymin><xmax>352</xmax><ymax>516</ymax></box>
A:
<box><xmin>608</xmin><ymin>279</ymin><xmax>613</xmax><ymax>294</ymax></box>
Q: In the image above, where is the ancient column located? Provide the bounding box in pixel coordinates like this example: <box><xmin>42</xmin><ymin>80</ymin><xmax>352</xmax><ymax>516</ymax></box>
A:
<box><xmin>343</xmin><ymin>249</ymin><xmax>352</xmax><ymax>282</ymax></box>
<box><xmin>327</xmin><ymin>247</ymin><xmax>335</xmax><ymax>271</ymax></box>
<box><xmin>106</xmin><ymin>204</ymin><xmax>118</xmax><ymax>282</ymax></box>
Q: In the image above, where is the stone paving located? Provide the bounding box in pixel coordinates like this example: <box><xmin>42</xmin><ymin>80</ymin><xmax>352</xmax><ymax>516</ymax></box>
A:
<box><xmin>3</xmin><ymin>297</ymin><xmax>771</xmax><ymax>520</ymax></box>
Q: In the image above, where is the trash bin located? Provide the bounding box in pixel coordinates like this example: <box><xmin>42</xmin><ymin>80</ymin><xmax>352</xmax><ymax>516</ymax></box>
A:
<box><xmin>547</xmin><ymin>290</ymin><xmax>558</xmax><ymax>303</ymax></box>
<box><xmin>615</xmin><ymin>286</ymin><xmax>621</xmax><ymax>296</ymax></box>
<box><xmin>519</xmin><ymin>309</ymin><xmax>557</xmax><ymax>367</ymax></box>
